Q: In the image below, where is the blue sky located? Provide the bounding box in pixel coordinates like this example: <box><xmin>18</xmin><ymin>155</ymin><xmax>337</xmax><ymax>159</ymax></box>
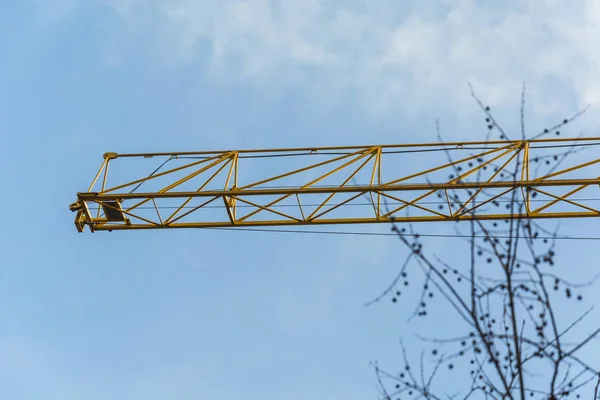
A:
<box><xmin>2</xmin><ymin>1</ymin><xmax>600</xmax><ymax>399</ymax></box>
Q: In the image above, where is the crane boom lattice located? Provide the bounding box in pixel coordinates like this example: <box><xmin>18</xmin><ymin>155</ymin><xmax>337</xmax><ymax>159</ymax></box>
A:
<box><xmin>69</xmin><ymin>138</ymin><xmax>600</xmax><ymax>232</ymax></box>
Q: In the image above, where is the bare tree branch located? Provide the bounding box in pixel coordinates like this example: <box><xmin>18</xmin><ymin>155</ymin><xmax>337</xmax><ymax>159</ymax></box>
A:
<box><xmin>371</xmin><ymin>85</ymin><xmax>598</xmax><ymax>400</ymax></box>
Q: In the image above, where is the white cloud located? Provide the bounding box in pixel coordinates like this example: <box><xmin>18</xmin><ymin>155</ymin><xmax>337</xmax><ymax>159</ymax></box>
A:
<box><xmin>104</xmin><ymin>0</ymin><xmax>600</xmax><ymax>118</ymax></box>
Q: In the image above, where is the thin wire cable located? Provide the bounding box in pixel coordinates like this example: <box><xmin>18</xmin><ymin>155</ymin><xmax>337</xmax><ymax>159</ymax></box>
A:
<box><xmin>154</xmin><ymin>142</ymin><xmax>600</xmax><ymax>160</ymax></box>
<box><xmin>203</xmin><ymin>226</ymin><xmax>600</xmax><ymax>241</ymax></box>
<box><xmin>530</xmin><ymin>142</ymin><xmax>600</xmax><ymax>149</ymax></box>
<box><xmin>88</xmin><ymin>196</ymin><xmax>600</xmax><ymax>211</ymax></box>
<box><xmin>129</xmin><ymin>156</ymin><xmax>173</xmax><ymax>194</ymax></box>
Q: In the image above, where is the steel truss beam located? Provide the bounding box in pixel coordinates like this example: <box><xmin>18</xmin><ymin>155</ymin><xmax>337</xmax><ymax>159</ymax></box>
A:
<box><xmin>70</xmin><ymin>137</ymin><xmax>600</xmax><ymax>232</ymax></box>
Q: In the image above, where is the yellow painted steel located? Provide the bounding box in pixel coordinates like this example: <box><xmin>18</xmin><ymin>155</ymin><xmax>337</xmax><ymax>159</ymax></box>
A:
<box><xmin>69</xmin><ymin>138</ymin><xmax>600</xmax><ymax>232</ymax></box>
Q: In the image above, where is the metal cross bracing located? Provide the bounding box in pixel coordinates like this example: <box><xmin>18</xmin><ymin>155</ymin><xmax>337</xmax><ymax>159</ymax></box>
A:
<box><xmin>69</xmin><ymin>137</ymin><xmax>600</xmax><ymax>232</ymax></box>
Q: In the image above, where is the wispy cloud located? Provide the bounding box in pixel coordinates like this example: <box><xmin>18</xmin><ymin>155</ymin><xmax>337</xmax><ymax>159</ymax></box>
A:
<box><xmin>99</xmin><ymin>0</ymin><xmax>600</xmax><ymax>118</ymax></box>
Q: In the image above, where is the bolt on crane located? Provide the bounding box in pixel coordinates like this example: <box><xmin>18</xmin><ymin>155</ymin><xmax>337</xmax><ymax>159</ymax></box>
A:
<box><xmin>69</xmin><ymin>137</ymin><xmax>600</xmax><ymax>233</ymax></box>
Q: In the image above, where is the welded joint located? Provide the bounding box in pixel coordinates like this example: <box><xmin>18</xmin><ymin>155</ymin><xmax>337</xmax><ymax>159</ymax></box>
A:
<box><xmin>103</xmin><ymin>152</ymin><xmax>118</xmax><ymax>160</ymax></box>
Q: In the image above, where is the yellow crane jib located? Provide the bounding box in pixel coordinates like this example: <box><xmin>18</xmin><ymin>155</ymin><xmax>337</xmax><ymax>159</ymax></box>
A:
<box><xmin>70</xmin><ymin>138</ymin><xmax>600</xmax><ymax>232</ymax></box>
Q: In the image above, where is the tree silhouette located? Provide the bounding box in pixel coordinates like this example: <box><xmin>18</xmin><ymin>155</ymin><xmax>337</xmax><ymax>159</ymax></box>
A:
<box><xmin>369</xmin><ymin>85</ymin><xmax>600</xmax><ymax>400</ymax></box>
